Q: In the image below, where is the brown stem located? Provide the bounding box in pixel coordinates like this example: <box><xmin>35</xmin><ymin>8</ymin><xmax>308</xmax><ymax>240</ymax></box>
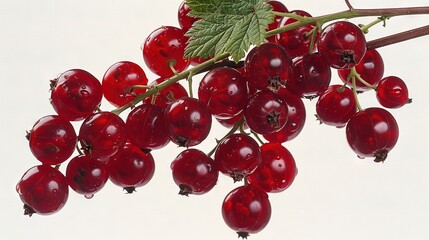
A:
<box><xmin>367</xmin><ymin>25</ymin><xmax>429</xmax><ymax>49</ymax></box>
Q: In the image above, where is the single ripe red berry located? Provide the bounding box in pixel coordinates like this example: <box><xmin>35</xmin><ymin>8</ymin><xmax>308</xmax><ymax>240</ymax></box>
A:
<box><xmin>65</xmin><ymin>154</ymin><xmax>109</xmax><ymax>198</ymax></box>
<box><xmin>247</xmin><ymin>143</ymin><xmax>297</xmax><ymax>193</ymax></box>
<box><xmin>79</xmin><ymin>111</ymin><xmax>127</xmax><ymax>161</ymax></box>
<box><xmin>222</xmin><ymin>184</ymin><xmax>271</xmax><ymax>239</ymax></box>
<box><xmin>376</xmin><ymin>76</ymin><xmax>411</xmax><ymax>108</ymax></box>
<box><xmin>108</xmin><ymin>144</ymin><xmax>155</xmax><ymax>193</ymax></box>
<box><xmin>286</xmin><ymin>53</ymin><xmax>332</xmax><ymax>99</ymax></box>
<box><xmin>338</xmin><ymin>49</ymin><xmax>384</xmax><ymax>91</ymax></box>
<box><xmin>177</xmin><ymin>1</ymin><xmax>199</xmax><ymax>32</ymax></box>
<box><xmin>102</xmin><ymin>61</ymin><xmax>148</xmax><ymax>107</ymax></box>
<box><xmin>198</xmin><ymin>67</ymin><xmax>248</xmax><ymax>119</ymax></box>
<box><xmin>316</xmin><ymin>85</ymin><xmax>357</xmax><ymax>128</ymax></box>
<box><xmin>275</xmin><ymin>10</ymin><xmax>318</xmax><ymax>58</ymax></box>
<box><xmin>171</xmin><ymin>149</ymin><xmax>219</xmax><ymax>196</ymax></box>
<box><xmin>50</xmin><ymin>69</ymin><xmax>102</xmax><ymax>121</ymax></box>
<box><xmin>263</xmin><ymin>87</ymin><xmax>306</xmax><ymax>142</ymax></box>
<box><xmin>265</xmin><ymin>1</ymin><xmax>289</xmax><ymax>43</ymax></box>
<box><xmin>143</xmin><ymin>77</ymin><xmax>188</xmax><ymax>108</ymax></box>
<box><xmin>16</xmin><ymin>165</ymin><xmax>69</xmax><ymax>216</ymax></box>
<box><xmin>126</xmin><ymin>103</ymin><xmax>170</xmax><ymax>150</ymax></box>
<box><xmin>244</xmin><ymin>90</ymin><xmax>289</xmax><ymax>134</ymax></box>
<box><xmin>143</xmin><ymin>26</ymin><xmax>190</xmax><ymax>77</ymax></box>
<box><xmin>346</xmin><ymin>107</ymin><xmax>399</xmax><ymax>162</ymax></box>
<box><xmin>245</xmin><ymin>42</ymin><xmax>292</xmax><ymax>92</ymax></box>
<box><xmin>317</xmin><ymin>21</ymin><xmax>367</xmax><ymax>69</ymax></box>
<box><xmin>214</xmin><ymin>133</ymin><xmax>261</xmax><ymax>182</ymax></box>
<box><xmin>27</xmin><ymin>115</ymin><xmax>77</xmax><ymax>165</ymax></box>
<box><xmin>165</xmin><ymin>97</ymin><xmax>212</xmax><ymax>147</ymax></box>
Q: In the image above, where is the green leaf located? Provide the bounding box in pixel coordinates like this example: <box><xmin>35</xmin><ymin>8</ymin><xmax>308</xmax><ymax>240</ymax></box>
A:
<box><xmin>185</xmin><ymin>0</ymin><xmax>273</xmax><ymax>62</ymax></box>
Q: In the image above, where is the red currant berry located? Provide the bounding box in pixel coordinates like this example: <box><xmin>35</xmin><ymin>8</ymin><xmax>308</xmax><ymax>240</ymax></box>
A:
<box><xmin>286</xmin><ymin>53</ymin><xmax>332</xmax><ymax>99</ymax></box>
<box><xmin>102</xmin><ymin>61</ymin><xmax>148</xmax><ymax>107</ymax></box>
<box><xmin>263</xmin><ymin>88</ymin><xmax>306</xmax><ymax>142</ymax></box>
<box><xmin>65</xmin><ymin>154</ymin><xmax>109</xmax><ymax>198</ymax></box>
<box><xmin>216</xmin><ymin>113</ymin><xmax>248</xmax><ymax>130</ymax></box>
<box><xmin>244</xmin><ymin>90</ymin><xmax>288</xmax><ymax>134</ymax></box>
<box><xmin>143</xmin><ymin>77</ymin><xmax>188</xmax><ymax>108</ymax></box>
<box><xmin>346</xmin><ymin>107</ymin><xmax>399</xmax><ymax>162</ymax></box>
<box><xmin>247</xmin><ymin>143</ymin><xmax>297</xmax><ymax>193</ymax></box>
<box><xmin>376</xmin><ymin>76</ymin><xmax>411</xmax><ymax>108</ymax></box>
<box><xmin>266</xmin><ymin>1</ymin><xmax>289</xmax><ymax>43</ymax></box>
<box><xmin>316</xmin><ymin>85</ymin><xmax>357</xmax><ymax>128</ymax></box>
<box><xmin>276</xmin><ymin>10</ymin><xmax>318</xmax><ymax>58</ymax></box>
<box><xmin>143</xmin><ymin>26</ymin><xmax>190</xmax><ymax>77</ymax></box>
<box><xmin>79</xmin><ymin>111</ymin><xmax>127</xmax><ymax>161</ymax></box>
<box><xmin>214</xmin><ymin>133</ymin><xmax>261</xmax><ymax>182</ymax></box>
<box><xmin>198</xmin><ymin>67</ymin><xmax>248</xmax><ymax>119</ymax></box>
<box><xmin>16</xmin><ymin>165</ymin><xmax>69</xmax><ymax>216</ymax></box>
<box><xmin>108</xmin><ymin>144</ymin><xmax>155</xmax><ymax>193</ymax></box>
<box><xmin>222</xmin><ymin>184</ymin><xmax>271</xmax><ymax>238</ymax></box>
<box><xmin>126</xmin><ymin>103</ymin><xmax>170</xmax><ymax>150</ymax></box>
<box><xmin>165</xmin><ymin>97</ymin><xmax>212</xmax><ymax>147</ymax></box>
<box><xmin>338</xmin><ymin>49</ymin><xmax>384</xmax><ymax>91</ymax></box>
<box><xmin>171</xmin><ymin>149</ymin><xmax>219</xmax><ymax>196</ymax></box>
<box><xmin>50</xmin><ymin>69</ymin><xmax>102</xmax><ymax>121</ymax></box>
<box><xmin>245</xmin><ymin>42</ymin><xmax>292</xmax><ymax>92</ymax></box>
<box><xmin>27</xmin><ymin>115</ymin><xmax>77</xmax><ymax>165</ymax></box>
<box><xmin>177</xmin><ymin>1</ymin><xmax>199</xmax><ymax>32</ymax></box>
<box><xmin>317</xmin><ymin>21</ymin><xmax>367</xmax><ymax>69</ymax></box>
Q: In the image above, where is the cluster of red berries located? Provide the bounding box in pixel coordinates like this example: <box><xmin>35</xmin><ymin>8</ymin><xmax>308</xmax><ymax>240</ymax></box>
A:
<box><xmin>16</xmin><ymin>1</ymin><xmax>411</xmax><ymax>238</ymax></box>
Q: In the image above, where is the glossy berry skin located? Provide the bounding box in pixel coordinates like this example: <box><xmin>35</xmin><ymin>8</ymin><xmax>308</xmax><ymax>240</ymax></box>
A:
<box><xmin>245</xmin><ymin>42</ymin><xmax>292</xmax><ymax>92</ymax></box>
<box><xmin>165</xmin><ymin>97</ymin><xmax>212</xmax><ymax>147</ymax></box>
<box><xmin>247</xmin><ymin>143</ymin><xmax>297</xmax><ymax>193</ymax></box>
<box><xmin>198</xmin><ymin>67</ymin><xmax>248</xmax><ymax>119</ymax></box>
<box><xmin>65</xmin><ymin>154</ymin><xmax>109</xmax><ymax>198</ymax></box>
<box><xmin>102</xmin><ymin>61</ymin><xmax>148</xmax><ymax>107</ymax></box>
<box><xmin>143</xmin><ymin>26</ymin><xmax>190</xmax><ymax>77</ymax></box>
<box><xmin>346</xmin><ymin>107</ymin><xmax>399</xmax><ymax>162</ymax></box>
<box><xmin>214</xmin><ymin>133</ymin><xmax>261</xmax><ymax>182</ymax></box>
<box><xmin>317</xmin><ymin>21</ymin><xmax>367</xmax><ymax>69</ymax></box>
<box><xmin>177</xmin><ymin>1</ymin><xmax>199</xmax><ymax>32</ymax></box>
<box><xmin>376</xmin><ymin>76</ymin><xmax>411</xmax><ymax>108</ymax></box>
<box><xmin>244</xmin><ymin>90</ymin><xmax>288</xmax><ymax>134</ymax></box>
<box><xmin>126</xmin><ymin>103</ymin><xmax>170</xmax><ymax>150</ymax></box>
<box><xmin>16</xmin><ymin>165</ymin><xmax>69</xmax><ymax>216</ymax></box>
<box><xmin>28</xmin><ymin>115</ymin><xmax>77</xmax><ymax>165</ymax></box>
<box><xmin>222</xmin><ymin>185</ymin><xmax>271</xmax><ymax>238</ymax></box>
<box><xmin>170</xmin><ymin>149</ymin><xmax>219</xmax><ymax>196</ymax></box>
<box><xmin>286</xmin><ymin>53</ymin><xmax>332</xmax><ymax>99</ymax></box>
<box><xmin>50</xmin><ymin>69</ymin><xmax>102</xmax><ymax>121</ymax></box>
<box><xmin>276</xmin><ymin>10</ymin><xmax>317</xmax><ymax>58</ymax></box>
<box><xmin>143</xmin><ymin>78</ymin><xmax>188</xmax><ymax>108</ymax></box>
<box><xmin>338</xmin><ymin>49</ymin><xmax>384</xmax><ymax>91</ymax></box>
<box><xmin>316</xmin><ymin>85</ymin><xmax>357</xmax><ymax>128</ymax></box>
<box><xmin>263</xmin><ymin>88</ymin><xmax>306</xmax><ymax>142</ymax></box>
<box><xmin>79</xmin><ymin>111</ymin><xmax>127</xmax><ymax>162</ymax></box>
<box><xmin>108</xmin><ymin>144</ymin><xmax>155</xmax><ymax>193</ymax></box>
<box><xmin>266</xmin><ymin>1</ymin><xmax>289</xmax><ymax>43</ymax></box>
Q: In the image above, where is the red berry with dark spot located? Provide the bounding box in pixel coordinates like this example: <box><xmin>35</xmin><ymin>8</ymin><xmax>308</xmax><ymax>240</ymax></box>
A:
<box><xmin>79</xmin><ymin>111</ymin><xmax>127</xmax><ymax>162</ymax></box>
<box><xmin>222</xmin><ymin>184</ymin><xmax>271</xmax><ymax>239</ymax></box>
<box><xmin>214</xmin><ymin>133</ymin><xmax>261</xmax><ymax>182</ymax></box>
<box><xmin>317</xmin><ymin>21</ymin><xmax>367</xmax><ymax>69</ymax></box>
<box><xmin>50</xmin><ymin>69</ymin><xmax>102</xmax><ymax>121</ymax></box>
<box><xmin>28</xmin><ymin>115</ymin><xmax>77</xmax><ymax>165</ymax></box>
<box><xmin>247</xmin><ymin>143</ymin><xmax>297</xmax><ymax>193</ymax></box>
<box><xmin>16</xmin><ymin>165</ymin><xmax>69</xmax><ymax>216</ymax></box>
<box><xmin>171</xmin><ymin>149</ymin><xmax>218</xmax><ymax>196</ymax></box>
<box><xmin>346</xmin><ymin>107</ymin><xmax>399</xmax><ymax>162</ymax></box>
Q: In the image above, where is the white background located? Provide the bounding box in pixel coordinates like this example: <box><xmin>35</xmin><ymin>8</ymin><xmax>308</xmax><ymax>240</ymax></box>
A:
<box><xmin>1</xmin><ymin>0</ymin><xmax>428</xmax><ymax>239</ymax></box>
